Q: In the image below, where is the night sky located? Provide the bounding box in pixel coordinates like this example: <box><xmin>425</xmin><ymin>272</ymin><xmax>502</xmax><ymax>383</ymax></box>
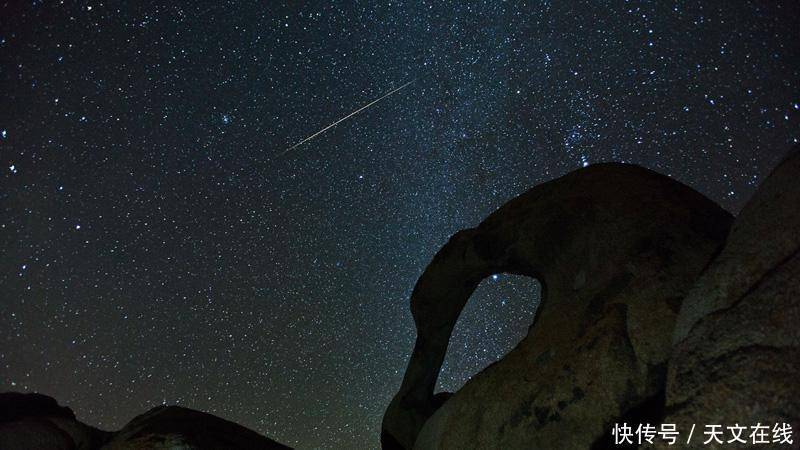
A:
<box><xmin>1</xmin><ymin>1</ymin><xmax>799</xmax><ymax>448</ymax></box>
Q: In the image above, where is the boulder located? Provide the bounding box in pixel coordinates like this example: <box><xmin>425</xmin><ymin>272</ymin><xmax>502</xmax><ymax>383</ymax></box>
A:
<box><xmin>0</xmin><ymin>392</ymin><xmax>110</xmax><ymax>450</ymax></box>
<box><xmin>0</xmin><ymin>419</ymin><xmax>76</xmax><ymax>450</ymax></box>
<box><xmin>0</xmin><ymin>392</ymin><xmax>76</xmax><ymax>423</ymax></box>
<box><xmin>101</xmin><ymin>405</ymin><xmax>291</xmax><ymax>450</ymax></box>
<box><xmin>382</xmin><ymin>163</ymin><xmax>733</xmax><ymax>449</ymax></box>
<box><xmin>661</xmin><ymin>147</ymin><xmax>800</xmax><ymax>444</ymax></box>
<box><xmin>0</xmin><ymin>392</ymin><xmax>291</xmax><ymax>450</ymax></box>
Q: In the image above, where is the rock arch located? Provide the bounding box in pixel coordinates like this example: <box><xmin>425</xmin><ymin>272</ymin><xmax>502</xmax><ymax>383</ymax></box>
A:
<box><xmin>382</xmin><ymin>163</ymin><xmax>733</xmax><ymax>449</ymax></box>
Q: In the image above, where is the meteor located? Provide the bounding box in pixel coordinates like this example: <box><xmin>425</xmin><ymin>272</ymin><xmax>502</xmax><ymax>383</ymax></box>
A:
<box><xmin>280</xmin><ymin>79</ymin><xmax>416</xmax><ymax>156</ymax></box>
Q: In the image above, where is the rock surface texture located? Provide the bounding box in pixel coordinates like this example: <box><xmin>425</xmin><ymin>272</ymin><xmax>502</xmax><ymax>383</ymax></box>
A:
<box><xmin>382</xmin><ymin>163</ymin><xmax>734</xmax><ymax>449</ymax></box>
<box><xmin>0</xmin><ymin>392</ymin><xmax>291</xmax><ymax>450</ymax></box>
<box><xmin>660</xmin><ymin>148</ymin><xmax>800</xmax><ymax>447</ymax></box>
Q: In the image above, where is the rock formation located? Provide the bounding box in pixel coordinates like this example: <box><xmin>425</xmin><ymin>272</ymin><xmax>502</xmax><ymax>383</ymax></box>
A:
<box><xmin>660</xmin><ymin>147</ymin><xmax>800</xmax><ymax>446</ymax></box>
<box><xmin>0</xmin><ymin>392</ymin><xmax>110</xmax><ymax>450</ymax></box>
<box><xmin>382</xmin><ymin>163</ymin><xmax>734</xmax><ymax>449</ymax></box>
<box><xmin>0</xmin><ymin>392</ymin><xmax>291</xmax><ymax>450</ymax></box>
<box><xmin>101</xmin><ymin>405</ymin><xmax>291</xmax><ymax>450</ymax></box>
<box><xmin>4</xmin><ymin>151</ymin><xmax>797</xmax><ymax>450</ymax></box>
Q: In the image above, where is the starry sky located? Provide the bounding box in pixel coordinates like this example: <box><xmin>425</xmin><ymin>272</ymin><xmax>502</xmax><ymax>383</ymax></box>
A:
<box><xmin>1</xmin><ymin>1</ymin><xmax>799</xmax><ymax>448</ymax></box>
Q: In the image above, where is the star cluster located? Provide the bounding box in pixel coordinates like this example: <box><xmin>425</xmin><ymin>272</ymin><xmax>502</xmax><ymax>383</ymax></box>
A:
<box><xmin>1</xmin><ymin>1</ymin><xmax>799</xmax><ymax>448</ymax></box>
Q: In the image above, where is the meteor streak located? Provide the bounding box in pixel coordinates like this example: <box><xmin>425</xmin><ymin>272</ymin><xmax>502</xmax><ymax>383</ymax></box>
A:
<box><xmin>280</xmin><ymin>79</ymin><xmax>416</xmax><ymax>156</ymax></box>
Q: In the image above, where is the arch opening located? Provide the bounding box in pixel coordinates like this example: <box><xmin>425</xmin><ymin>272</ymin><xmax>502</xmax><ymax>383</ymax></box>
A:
<box><xmin>436</xmin><ymin>273</ymin><xmax>541</xmax><ymax>393</ymax></box>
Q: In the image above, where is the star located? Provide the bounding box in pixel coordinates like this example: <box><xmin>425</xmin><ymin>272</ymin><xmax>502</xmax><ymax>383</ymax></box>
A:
<box><xmin>2</xmin><ymin>2</ymin><xmax>798</xmax><ymax>448</ymax></box>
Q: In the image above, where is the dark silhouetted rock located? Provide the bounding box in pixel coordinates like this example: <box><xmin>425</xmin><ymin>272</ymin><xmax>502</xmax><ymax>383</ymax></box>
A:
<box><xmin>0</xmin><ymin>419</ymin><xmax>75</xmax><ymax>450</ymax></box>
<box><xmin>661</xmin><ymin>147</ymin><xmax>800</xmax><ymax>441</ymax></box>
<box><xmin>0</xmin><ymin>392</ymin><xmax>110</xmax><ymax>450</ymax></box>
<box><xmin>0</xmin><ymin>392</ymin><xmax>75</xmax><ymax>423</ymax></box>
<box><xmin>101</xmin><ymin>405</ymin><xmax>292</xmax><ymax>450</ymax></box>
<box><xmin>383</xmin><ymin>163</ymin><xmax>733</xmax><ymax>449</ymax></box>
<box><xmin>0</xmin><ymin>392</ymin><xmax>291</xmax><ymax>450</ymax></box>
